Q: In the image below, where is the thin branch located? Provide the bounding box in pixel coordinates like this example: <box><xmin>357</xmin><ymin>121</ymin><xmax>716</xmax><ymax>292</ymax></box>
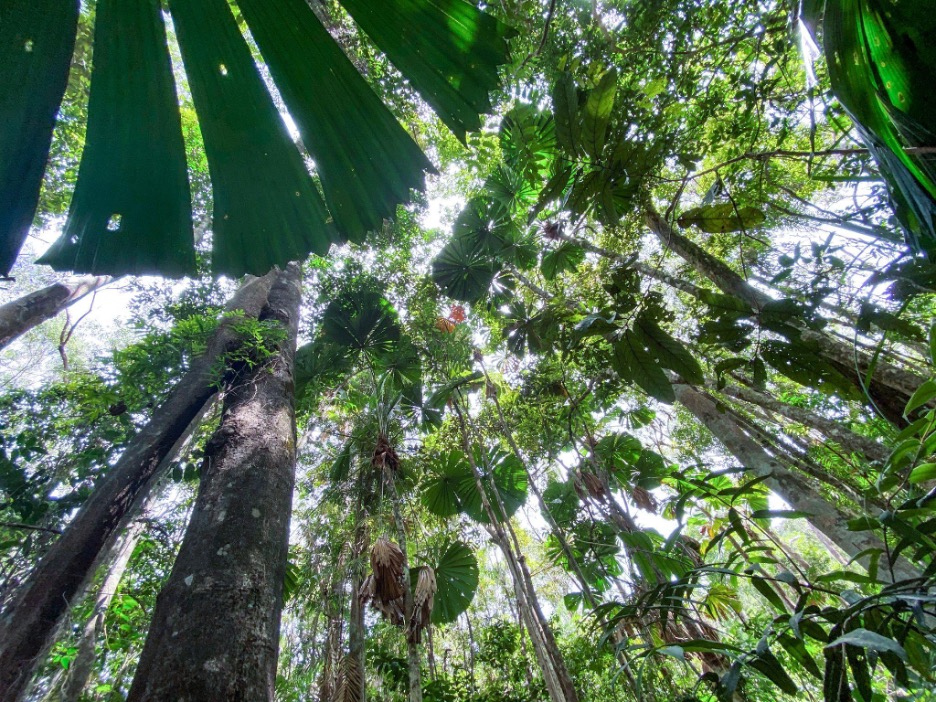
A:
<box><xmin>0</xmin><ymin>521</ymin><xmax>62</xmax><ymax>535</ymax></box>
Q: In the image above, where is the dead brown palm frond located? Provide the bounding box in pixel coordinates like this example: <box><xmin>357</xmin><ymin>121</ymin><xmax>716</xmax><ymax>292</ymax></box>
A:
<box><xmin>371</xmin><ymin>434</ymin><xmax>400</xmax><ymax>473</ymax></box>
<box><xmin>357</xmin><ymin>574</ymin><xmax>375</xmax><ymax>607</ymax></box>
<box><xmin>580</xmin><ymin>470</ymin><xmax>606</xmax><ymax>500</ymax></box>
<box><xmin>370</xmin><ymin>537</ymin><xmax>404</xmax><ymax>603</ymax></box>
<box><xmin>332</xmin><ymin>655</ymin><xmax>363</xmax><ymax>702</ymax></box>
<box><xmin>407</xmin><ymin>566</ymin><xmax>436</xmax><ymax>644</ymax></box>
<box><xmin>373</xmin><ymin>594</ymin><xmax>405</xmax><ymax>627</ymax></box>
<box><xmin>630</xmin><ymin>485</ymin><xmax>659</xmax><ymax>514</ymax></box>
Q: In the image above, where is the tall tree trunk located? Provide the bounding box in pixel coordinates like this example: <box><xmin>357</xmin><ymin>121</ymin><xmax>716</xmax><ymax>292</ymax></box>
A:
<box><xmin>0</xmin><ymin>271</ymin><xmax>274</xmax><ymax>702</ymax></box>
<box><xmin>452</xmin><ymin>399</ymin><xmax>579</xmax><ymax>702</ymax></box>
<box><xmin>672</xmin><ymin>381</ymin><xmax>920</xmax><ymax>582</ymax></box>
<box><xmin>347</xmin><ymin>481</ymin><xmax>370</xmax><ymax>702</ymax></box>
<box><xmin>644</xmin><ymin>206</ymin><xmax>925</xmax><ymax>421</ymax></box>
<box><xmin>58</xmin><ymin>522</ymin><xmax>141</xmax><ymax>702</ymax></box>
<box><xmin>127</xmin><ymin>264</ymin><xmax>301</xmax><ymax>701</ymax></box>
<box><xmin>718</xmin><ymin>381</ymin><xmax>890</xmax><ymax>464</ymax></box>
<box><xmin>385</xmin><ymin>474</ymin><xmax>423</xmax><ymax>702</ymax></box>
<box><xmin>0</xmin><ymin>276</ymin><xmax>111</xmax><ymax>351</ymax></box>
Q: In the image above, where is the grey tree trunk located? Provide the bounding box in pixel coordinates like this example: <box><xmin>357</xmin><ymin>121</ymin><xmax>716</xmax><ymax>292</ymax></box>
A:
<box><xmin>127</xmin><ymin>264</ymin><xmax>301</xmax><ymax>702</ymax></box>
<box><xmin>644</xmin><ymin>207</ymin><xmax>926</xmax><ymax>422</ymax></box>
<box><xmin>717</xmin><ymin>381</ymin><xmax>890</xmax><ymax>465</ymax></box>
<box><xmin>0</xmin><ymin>274</ymin><xmax>275</xmax><ymax>702</ymax></box>
<box><xmin>673</xmin><ymin>382</ymin><xmax>920</xmax><ymax>582</ymax></box>
<box><xmin>452</xmin><ymin>400</ymin><xmax>579</xmax><ymax>702</ymax></box>
<box><xmin>0</xmin><ymin>274</ymin><xmax>272</xmax><ymax>701</ymax></box>
<box><xmin>0</xmin><ymin>276</ymin><xmax>111</xmax><ymax>351</ymax></box>
<box><xmin>58</xmin><ymin>522</ymin><xmax>141</xmax><ymax>702</ymax></box>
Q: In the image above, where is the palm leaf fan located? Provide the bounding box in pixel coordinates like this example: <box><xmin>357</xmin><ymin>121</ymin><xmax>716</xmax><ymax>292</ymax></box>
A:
<box><xmin>812</xmin><ymin>0</ymin><xmax>936</xmax><ymax>258</ymax></box>
<box><xmin>1</xmin><ymin>0</ymin><xmax>515</xmax><ymax>276</ymax></box>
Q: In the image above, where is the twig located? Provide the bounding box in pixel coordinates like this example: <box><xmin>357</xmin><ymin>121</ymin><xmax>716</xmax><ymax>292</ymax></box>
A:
<box><xmin>0</xmin><ymin>521</ymin><xmax>62</xmax><ymax>535</ymax></box>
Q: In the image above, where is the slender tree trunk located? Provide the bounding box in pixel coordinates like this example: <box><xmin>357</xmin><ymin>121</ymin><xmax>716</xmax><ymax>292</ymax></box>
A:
<box><xmin>127</xmin><ymin>264</ymin><xmax>301</xmax><ymax>701</ymax></box>
<box><xmin>0</xmin><ymin>271</ymin><xmax>274</xmax><ymax>702</ymax></box>
<box><xmin>644</xmin><ymin>207</ymin><xmax>925</xmax><ymax>420</ymax></box>
<box><xmin>348</xmin><ymin>489</ymin><xmax>369</xmax><ymax>702</ymax></box>
<box><xmin>672</xmin><ymin>382</ymin><xmax>920</xmax><ymax>582</ymax></box>
<box><xmin>58</xmin><ymin>522</ymin><xmax>141</xmax><ymax>702</ymax></box>
<box><xmin>452</xmin><ymin>399</ymin><xmax>578</xmax><ymax>702</ymax></box>
<box><xmin>0</xmin><ymin>276</ymin><xmax>111</xmax><ymax>351</ymax></box>
<box><xmin>385</xmin><ymin>475</ymin><xmax>423</xmax><ymax>702</ymax></box>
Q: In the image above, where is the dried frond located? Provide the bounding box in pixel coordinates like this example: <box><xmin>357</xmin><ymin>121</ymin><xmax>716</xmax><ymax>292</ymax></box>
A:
<box><xmin>357</xmin><ymin>574</ymin><xmax>375</xmax><ymax>607</ymax></box>
<box><xmin>372</xmin><ymin>434</ymin><xmax>400</xmax><ymax>473</ymax></box>
<box><xmin>580</xmin><ymin>470</ymin><xmax>606</xmax><ymax>500</ymax></box>
<box><xmin>407</xmin><ymin>566</ymin><xmax>437</xmax><ymax>644</ymax></box>
<box><xmin>332</xmin><ymin>655</ymin><xmax>363</xmax><ymax>702</ymax></box>
<box><xmin>542</xmin><ymin>221</ymin><xmax>563</xmax><ymax>240</ymax></box>
<box><xmin>372</xmin><ymin>594</ymin><xmax>405</xmax><ymax>627</ymax></box>
<box><xmin>370</xmin><ymin>537</ymin><xmax>405</xmax><ymax>603</ymax></box>
<box><xmin>630</xmin><ymin>485</ymin><xmax>659</xmax><ymax>514</ymax></box>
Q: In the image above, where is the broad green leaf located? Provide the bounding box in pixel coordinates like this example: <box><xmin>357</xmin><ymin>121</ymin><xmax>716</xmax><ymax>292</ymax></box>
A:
<box><xmin>40</xmin><ymin>0</ymin><xmax>195</xmax><ymax>276</ymax></box>
<box><xmin>338</xmin><ymin>0</ymin><xmax>516</xmax><ymax>143</ymax></box>
<box><xmin>581</xmin><ymin>68</ymin><xmax>617</xmax><ymax>160</ymax></box>
<box><xmin>749</xmin><ymin>649</ymin><xmax>798</xmax><ymax>695</ymax></box>
<box><xmin>634</xmin><ymin>316</ymin><xmax>704</xmax><ymax>385</ymax></box>
<box><xmin>236</xmin><ymin>0</ymin><xmax>433</xmax><ymax>244</ymax></box>
<box><xmin>552</xmin><ymin>73</ymin><xmax>580</xmax><ymax>156</ymax></box>
<box><xmin>461</xmin><ymin>450</ymin><xmax>528</xmax><ymax>525</ymax></box>
<box><xmin>677</xmin><ymin>203</ymin><xmax>766</xmax><ymax>234</ymax></box>
<box><xmin>612</xmin><ymin>330</ymin><xmax>675</xmax><ymax>404</ymax></box>
<box><xmin>431</xmin><ymin>541</ymin><xmax>479</xmax><ymax>625</ymax></box>
<box><xmin>168</xmin><ymin>0</ymin><xmax>335</xmax><ymax>276</ymax></box>
<box><xmin>540</xmin><ymin>243</ymin><xmax>585</xmax><ymax>280</ymax></box>
<box><xmin>761</xmin><ymin>340</ymin><xmax>863</xmax><ymax>401</ymax></box>
<box><xmin>0</xmin><ymin>0</ymin><xmax>78</xmax><ymax>275</ymax></box>
<box><xmin>321</xmin><ymin>291</ymin><xmax>402</xmax><ymax>357</ymax></box>
<box><xmin>432</xmin><ymin>238</ymin><xmax>498</xmax><ymax>303</ymax></box>
<box><xmin>542</xmin><ymin>478</ymin><xmax>579</xmax><ymax>524</ymax></box>
<box><xmin>904</xmin><ymin>378</ymin><xmax>936</xmax><ymax>416</ymax></box>
<box><xmin>421</xmin><ymin>451</ymin><xmax>471</xmax><ymax>518</ymax></box>
<box><xmin>908</xmin><ymin>462</ymin><xmax>936</xmax><ymax>484</ymax></box>
<box><xmin>826</xmin><ymin>629</ymin><xmax>907</xmax><ymax>661</ymax></box>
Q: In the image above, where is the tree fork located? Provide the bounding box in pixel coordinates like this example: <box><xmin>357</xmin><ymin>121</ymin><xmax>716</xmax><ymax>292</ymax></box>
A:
<box><xmin>0</xmin><ymin>273</ymin><xmax>275</xmax><ymax>702</ymax></box>
<box><xmin>127</xmin><ymin>264</ymin><xmax>301</xmax><ymax>701</ymax></box>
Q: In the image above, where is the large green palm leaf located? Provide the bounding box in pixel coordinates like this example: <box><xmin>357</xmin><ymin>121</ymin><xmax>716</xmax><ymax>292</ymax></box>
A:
<box><xmin>811</xmin><ymin>0</ymin><xmax>936</xmax><ymax>257</ymax></box>
<box><xmin>0</xmin><ymin>0</ymin><xmax>514</xmax><ymax>276</ymax></box>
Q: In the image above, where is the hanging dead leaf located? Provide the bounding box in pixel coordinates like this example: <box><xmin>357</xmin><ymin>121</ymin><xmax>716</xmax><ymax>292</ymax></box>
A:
<box><xmin>435</xmin><ymin>317</ymin><xmax>456</xmax><ymax>333</ymax></box>
<box><xmin>370</xmin><ymin>537</ymin><xmax>405</xmax><ymax>604</ymax></box>
<box><xmin>372</xmin><ymin>434</ymin><xmax>400</xmax><ymax>473</ymax></box>
<box><xmin>407</xmin><ymin>566</ymin><xmax>437</xmax><ymax>644</ymax></box>
<box><xmin>630</xmin><ymin>485</ymin><xmax>659</xmax><ymax>514</ymax></box>
<box><xmin>332</xmin><ymin>655</ymin><xmax>363</xmax><ymax>702</ymax></box>
<box><xmin>580</xmin><ymin>470</ymin><xmax>606</xmax><ymax>500</ymax></box>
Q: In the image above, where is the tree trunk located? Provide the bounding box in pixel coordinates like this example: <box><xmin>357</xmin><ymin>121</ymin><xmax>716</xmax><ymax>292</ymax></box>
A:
<box><xmin>0</xmin><ymin>276</ymin><xmax>111</xmax><ymax>351</ymax></box>
<box><xmin>385</xmin><ymin>474</ymin><xmax>423</xmax><ymax>702</ymax></box>
<box><xmin>718</xmin><ymin>381</ymin><xmax>890</xmax><ymax>465</ymax></box>
<box><xmin>672</xmin><ymin>382</ymin><xmax>920</xmax><ymax>582</ymax></box>
<box><xmin>0</xmin><ymin>272</ymin><xmax>274</xmax><ymax>702</ymax></box>
<box><xmin>59</xmin><ymin>522</ymin><xmax>141</xmax><ymax>702</ymax></box>
<box><xmin>127</xmin><ymin>264</ymin><xmax>301</xmax><ymax>702</ymax></box>
<box><xmin>644</xmin><ymin>207</ymin><xmax>926</xmax><ymax>421</ymax></box>
<box><xmin>452</xmin><ymin>399</ymin><xmax>578</xmax><ymax>702</ymax></box>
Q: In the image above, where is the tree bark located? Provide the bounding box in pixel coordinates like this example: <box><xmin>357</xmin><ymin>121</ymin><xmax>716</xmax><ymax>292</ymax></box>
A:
<box><xmin>58</xmin><ymin>522</ymin><xmax>141</xmax><ymax>702</ymax></box>
<box><xmin>127</xmin><ymin>264</ymin><xmax>301</xmax><ymax>702</ymax></box>
<box><xmin>452</xmin><ymin>399</ymin><xmax>578</xmax><ymax>702</ymax></box>
<box><xmin>0</xmin><ymin>276</ymin><xmax>111</xmax><ymax>351</ymax></box>
<box><xmin>644</xmin><ymin>206</ymin><xmax>926</xmax><ymax>421</ymax></box>
<box><xmin>0</xmin><ymin>273</ymin><xmax>274</xmax><ymax>702</ymax></box>
<box><xmin>672</xmin><ymin>382</ymin><xmax>920</xmax><ymax>582</ymax></box>
<box><xmin>718</xmin><ymin>381</ymin><xmax>890</xmax><ymax>465</ymax></box>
